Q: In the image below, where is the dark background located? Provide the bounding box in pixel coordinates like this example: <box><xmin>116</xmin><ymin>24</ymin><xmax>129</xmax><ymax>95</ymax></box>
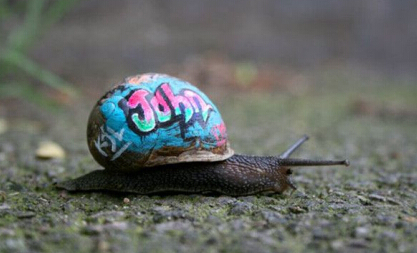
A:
<box><xmin>5</xmin><ymin>0</ymin><xmax>416</xmax><ymax>87</ymax></box>
<box><xmin>1</xmin><ymin>0</ymin><xmax>416</xmax><ymax>107</ymax></box>
<box><xmin>0</xmin><ymin>0</ymin><xmax>416</xmax><ymax>130</ymax></box>
<box><xmin>39</xmin><ymin>0</ymin><xmax>417</xmax><ymax>76</ymax></box>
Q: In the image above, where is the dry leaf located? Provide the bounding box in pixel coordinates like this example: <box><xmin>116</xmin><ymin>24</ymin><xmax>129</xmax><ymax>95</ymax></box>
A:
<box><xmin>403</xmin><ymin>216</ymin><xmax>417</xmax><ymax>223</ymax></box>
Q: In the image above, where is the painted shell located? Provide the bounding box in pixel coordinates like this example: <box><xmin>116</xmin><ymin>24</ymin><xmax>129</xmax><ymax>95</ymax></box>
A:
<box><xmin>87</xmin><ymin>73</ymin><xmax>234</xmax><ymax>171</ymax></box>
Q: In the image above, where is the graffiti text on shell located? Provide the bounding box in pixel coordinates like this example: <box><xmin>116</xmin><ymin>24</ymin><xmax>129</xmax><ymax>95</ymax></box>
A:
<box><xmin>126</xmin><ymin>83</ymin><xmax>213</xmax><ymax>132</ymax></box>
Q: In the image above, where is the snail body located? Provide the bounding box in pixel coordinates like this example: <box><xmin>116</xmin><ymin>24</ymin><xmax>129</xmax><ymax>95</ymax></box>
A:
<box><xmin>57</xmin><ymin>73</ymin><xmax>348</xmax><ymax>196</ymax></box>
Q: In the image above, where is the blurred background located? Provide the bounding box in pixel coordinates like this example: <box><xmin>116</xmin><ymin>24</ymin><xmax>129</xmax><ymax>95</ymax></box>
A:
<box><xmin>2</xmin><ymin>2</ymin><xmax>417</xmax><ymax>252</ymax></box>
<box><xmin>0</xmin><ymin>0</ymin><xmax>416</xmax><ymax>146</ymax></box>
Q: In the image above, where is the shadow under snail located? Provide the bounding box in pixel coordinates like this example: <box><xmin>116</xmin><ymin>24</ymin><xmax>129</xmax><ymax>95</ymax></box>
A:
<box><xmin>56</xmin><ymin>73</ymin><xmax>349</xmax><ymax>196</ymax></box>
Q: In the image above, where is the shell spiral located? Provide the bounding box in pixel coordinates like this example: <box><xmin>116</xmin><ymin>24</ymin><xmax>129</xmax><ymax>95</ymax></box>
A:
<box><xmin>87</xmin><ymin>73</ymin><xmax>234</xmax><ymax>171</ymax></box>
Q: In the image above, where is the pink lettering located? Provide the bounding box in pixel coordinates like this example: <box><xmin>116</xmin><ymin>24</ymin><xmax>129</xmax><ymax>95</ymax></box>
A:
<box><xmin>127</xmin><ymin>89</ymin><xmax>155</xmax><ymax>126</ymax></box>
<box><xmin>211</xmin><ymin>122</ymin><xmax>227</xmax><ymax>147</ymax></box>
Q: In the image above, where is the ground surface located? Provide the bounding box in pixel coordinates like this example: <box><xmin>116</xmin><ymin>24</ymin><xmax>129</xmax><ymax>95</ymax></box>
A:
<box><xmin>0</xmin><ymin>70</ymin><xmax>416</xmax><ymax>253</ymax></box>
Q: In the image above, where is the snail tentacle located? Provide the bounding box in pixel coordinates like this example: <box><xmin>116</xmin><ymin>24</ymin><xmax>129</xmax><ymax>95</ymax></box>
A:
<box><xmin>279</xmin><ymin>135</ymin><xmax>309</xmax><ymax>158</ymax></box>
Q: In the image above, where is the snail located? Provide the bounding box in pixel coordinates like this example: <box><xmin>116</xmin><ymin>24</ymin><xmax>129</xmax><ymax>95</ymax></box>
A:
<box><xmin>56</xmin><ymin>73</ymin><xmax>349</xmax><ymax>196</ymax></box>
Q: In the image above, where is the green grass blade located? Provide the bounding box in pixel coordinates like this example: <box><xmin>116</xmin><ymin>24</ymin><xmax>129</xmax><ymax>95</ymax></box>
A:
<box><xmin>1</xmin><ymin>48</ymin><xmax>78</xmax><ymax>97</ymax></box>
<box><xmin>7</xmin><ymin>0</ymin><xmax>45</xmax><ymax>52</ymax></box>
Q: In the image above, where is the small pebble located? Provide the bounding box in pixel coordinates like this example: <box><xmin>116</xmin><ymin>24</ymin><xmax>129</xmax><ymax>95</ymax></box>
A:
<box><xmin>333</xmin><ymin>191</ymin><xmax>345</xmax><ymax>197</ymax></box>
<box><xmin>91</xmin><ymin>211</ymin><xmax>124</xmax><ymax>219</ymax></box>
<box><xmin>0</xmin><ymin>228</ymin><xmax>15</xmax><ymax>236</ymax></box>
<box><xmin>229</xmin><ymin>202</ymin><xmax>253</xmax><ymax>215</ymax></box>
<box><xmin>402</xmin><ymin>216</ymin><xmax>417</xmax><ymax>223</ymax></box>
<box><xmin>357</xmin><ymin>195</ymin><xmax>371</xmax><ymax>205</ymax></box>
<box><xmin>216</xmin><ymin>196</ymin><xmax>235</xmax><ymax>206</ymax></box>
<box><xmin>153</xmin><ymin>210</ymin><xmax>189</xmax><ymax>223</ymax></box>
<box><xmin>386</xmin><ymin>197</ymin><xmax>401</xmax><ymax>205</ymax></box>
<box><xmin>61</xmin><ymin>203</ymin><xmax>74</xmax><ymax>213</ymax></box>
<box><xmin>355</xmin><ymin>227</ymin><xmax>370</xmax><ymax>238</ymax></box>
<box><xmin>98</xmin><ymin>240</ymin><xmax>110</xmax><ymax>252</ymax></box>
<box><xmin>82</xmin><ymin>221</ymin><xmax>128</xmax><ymax>235</ymax></box>
<box><xmin>205</xmin><ymin>215</ymin><xmax>221</xmax><ymax>225</ymax></box>
<box><xmin>353</xmin><ymin>215</ymin><xmax>369</xmax><ymax>226</ymax></box>
<box><xmin>238</xmin><ymin>196</ymin><xmax>256</xmax><ymax>203</ymax></box>
<box><xmin>206</xmin><ymin>236</ymin><xmax>218</xmax><ymax>245</ymax></box>
<box><xmin>312</xmin><ymin>229</ymin><xmax>332</xmax><ymax>240</ymax></box>
<box><xmin>81</xmin><ymin>226</ymin><xmax>102</xmax><ymax>235</ymax></box>
<box><xmin>231</xmin><ymin>219</ymin><xmax>246</xmax><ymax>230</ymax></box>
<box><xmin>289</xmin><ymin>206</ymin><xmax>306</xmax><ymax>214</ymax></box>
<box><xmin>380</xmin><ymin>230</ymin><xmax>397</xmax><ymax>240</ymax></box>
<box><xmin>16</xmin><ymin>212</ymin><xmax>36</xmax><ymax>219</ymax></box>
<box><xmin>59</xmin><ymin>191</ymin><xmax>68</xmax><ymax>199</ymax></box>
<box><xmin>348</xmin><ymin>239</ymin><xmax>368</xmax><ymax>248</ymax></box>
<box><xmin>155</xmin><ymin>220</ymin><xmax>192</xmax><ymax>233</ymax></box>
<box><xmin>368</xmin><ymin>194</ymin><xmax>386</xmax><ymax>202</ymax></box>
<box><xmin>331</xmin><ymin>240</ymin><xmax>344</xmax><ymax>250</ymax></box>
<box><xmin>375</xmin><ymin>214</ymin><xmax>396</xmax><ymax>225</ymax></box>
<box><xmin>0</xmin><ymin>203</ymin><xmax>10</xmax><ymax>210</ymax></box>
<box><xmin>261</xmin><ymin>211</ymin><xmax>286</xmax><ymax>225</ymax></box>
<box><xmin>36</xmin><ymin>141</ymin><xmax>65</xmax><ymax>159</ymax></box>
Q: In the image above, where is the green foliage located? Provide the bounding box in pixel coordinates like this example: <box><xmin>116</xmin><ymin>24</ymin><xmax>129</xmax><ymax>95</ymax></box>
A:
<box><xmin>0</xmin><ymin>0</ymin><xmax>79</xmax><ymax>102</ymax></box>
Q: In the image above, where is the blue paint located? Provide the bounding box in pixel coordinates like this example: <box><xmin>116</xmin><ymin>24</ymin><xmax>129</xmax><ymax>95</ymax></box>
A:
<box><xmin>97</xmin><ymin>74</ymin><xmax>227</xmax><ymax>162</ymax></box>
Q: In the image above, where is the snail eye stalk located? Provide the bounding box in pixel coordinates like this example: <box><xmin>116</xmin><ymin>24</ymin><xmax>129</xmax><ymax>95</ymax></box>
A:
<box><xmin>279</xmin><ymin>135</ymin><xmax>309</xmax><ymax>159</ymax></box>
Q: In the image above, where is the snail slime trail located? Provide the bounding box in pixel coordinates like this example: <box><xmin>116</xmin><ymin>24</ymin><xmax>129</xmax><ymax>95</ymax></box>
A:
<box><xmin>57</xmin><ymin>73</ymin><xmax>349</xmax><ymax>196</ymax></box>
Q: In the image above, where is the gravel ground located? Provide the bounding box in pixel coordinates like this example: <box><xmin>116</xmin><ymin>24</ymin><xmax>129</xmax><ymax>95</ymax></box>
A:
<box><xmin>0</xmin><ymin>70</ymin><xmax>416</xmax><ymax>253</ymax></box>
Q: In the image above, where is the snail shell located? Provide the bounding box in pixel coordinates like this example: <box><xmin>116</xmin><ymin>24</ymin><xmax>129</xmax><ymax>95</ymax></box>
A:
<box><xmin>87</xmin><ymin>73</ymin><xmax>233</xmax><ymax>170</ymax></box>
